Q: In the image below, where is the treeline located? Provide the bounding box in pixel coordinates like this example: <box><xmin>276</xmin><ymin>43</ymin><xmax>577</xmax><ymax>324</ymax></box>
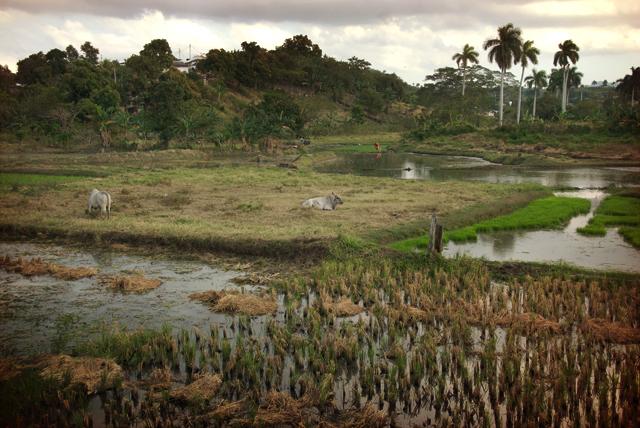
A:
<box><xmin>411</xmin><ymin>23</ymin><xmax>639</xmax><ymax>137</ymax></box>
<box><xmin>0</xmin><ymin>36</ymin><xmax>409</xmax><ymax>150</ymax></box>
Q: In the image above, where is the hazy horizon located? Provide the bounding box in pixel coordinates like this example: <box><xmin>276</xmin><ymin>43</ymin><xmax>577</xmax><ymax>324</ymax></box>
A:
<box><xmin>1</xmin><ymin>0</ymin><xmax>638</xmax><ymax>85</ymax></box>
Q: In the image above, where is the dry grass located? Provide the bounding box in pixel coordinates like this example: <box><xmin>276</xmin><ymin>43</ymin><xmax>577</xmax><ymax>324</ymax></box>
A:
<box><xmin>99</xmin><ymin>274</ymin><xmax>162</xmax><ymax>293</ymax></box>
<box><xmin>190</xmin><ymin>290</ymin><xmax>277</xmax><ymax>316</ymax></box>
<box><xmin>170</xmin><ymin>372</ymin><xmax>222</xmax><ymax>403</ymax></box>
<box><xmin>253</xmin><ymin>391</ymin><xmax>318</xmax><ymax>426</ymax></box>
<box><xmin>38</xmin><ymin>355</ymin><xmax>123</xmax><ymax>394</ymax></box>
<box><xmin>340</xmin><ymin>402</ymin><xmax>388</xmax><ymax>428</ymax></box>
<box><xmin>0</xmin><ymin>256</ymin><xmax>97</xmax><ymax>280</ymax></box>
<box><xmin>0</xmin><ymin>165</ymin><xmax>538</xmax><ymax>252</ymax></box>
<box><xmin>582</xmin><ymin>318</ymin><xmax>640</xmax><ymax>344</ymax></box>
<box><xmin>0</xmin><ymin>358</ymin><xmax>23</xmax><ymax>382</ymax></box>
<box><xmin>205</xmin><ymin>400</ymin><xmax>246</xmax><ymax>420</ymax></box>
<box><xmin>495</xmin><ymin>312</ymin><xmax>561</xmax><ymax>333</ymax></box>
<box><xmin>329</xmin><ymin>298</ymin><xmax>364</xmax><ymax>317</ymax></box>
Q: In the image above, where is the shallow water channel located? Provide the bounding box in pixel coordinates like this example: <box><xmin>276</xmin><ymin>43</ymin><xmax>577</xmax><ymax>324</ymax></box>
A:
<box><xmin>318</xmin><ymin>152</ymin><xmax>640</xmax><ymax>188</ymax></box>
<box><xmin>0</xmin><ymin>242</ymin><xmax>252</xmax><ymax>355</ymax></box>
<box><xmin>444</xmin><ymin>190</ymin><xmax>640</xmax><ymax>273</ymax></box>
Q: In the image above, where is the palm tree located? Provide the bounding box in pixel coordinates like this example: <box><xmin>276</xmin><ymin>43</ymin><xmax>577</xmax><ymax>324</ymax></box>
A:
<box><xmin>553</xmin><ymin>40</ymin><xmax>580</xmax><ymax>113</ymax></box>
<box><xmin>484</xmin><ymin>23</ymin><xmax>523</xmax><ymax>126</ymax></box>
<box><xmin>617</xmin><ymin>67</ymin><xmax>640</xmax><ymax>106</ymax></box>
<box><xmin>452</xmin><ymin>44</ymin><xmax>479</xmax><ymax>97</ymax></box>
<box><xmin>547</xmin><ymin>69</ymin><xmax>563</xmax><ymax>98</ymax></box>
<box><xmin>566</xmin><ymin>66</ymin><xmax>583</xmax><ymax>104</ymax></box>
<box><xmin>516</xmin><ymin>40</ymin><xmax>539</xmax><ymax>124</ymax></box>
<box><xmin>524</xmin><ymin>69</ymin><xmax>547</xmax><ymax>119</ymax></box>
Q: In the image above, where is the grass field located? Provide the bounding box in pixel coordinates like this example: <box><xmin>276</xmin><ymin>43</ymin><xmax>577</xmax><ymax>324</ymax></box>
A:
<box><xmin>0</xmin><ymin>165</ymin><xmax>542</xmax><ymax>257</ymax></box>
<box><xmin>391</xmin><ymin>195</ymin><xmax>591</xmax><ymax>252</ymax></box>
<box><xmin>578</xmin><ymin>195</ymin><xmax>640</xmax><ymax>248</ymax></box>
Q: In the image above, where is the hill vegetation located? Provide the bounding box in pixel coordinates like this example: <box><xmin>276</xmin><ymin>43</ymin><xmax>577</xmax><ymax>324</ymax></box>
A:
<box><xmin>0</xmin><ymin>31</ymin><xmax>637</xmax><ymax>153</ymax></box>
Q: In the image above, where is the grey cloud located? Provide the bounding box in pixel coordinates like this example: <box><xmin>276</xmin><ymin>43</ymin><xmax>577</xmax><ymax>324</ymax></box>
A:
<box><xmin>0</xmin><ymin>0</ymin><xmax>579</xmax><ymax>27</ymax></box>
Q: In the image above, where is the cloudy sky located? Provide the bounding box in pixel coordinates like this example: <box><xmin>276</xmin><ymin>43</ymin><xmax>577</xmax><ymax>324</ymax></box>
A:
<box><xmin>0</xmin><ymin>0</ymin><xmax>638</xmax><ymax>85</ymax></box>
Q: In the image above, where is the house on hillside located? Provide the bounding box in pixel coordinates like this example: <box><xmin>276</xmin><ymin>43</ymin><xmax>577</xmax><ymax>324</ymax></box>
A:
<box><xmin>173</xmin><ymin>54</ymin><xmax>204</xmax><ymax>73</ymax></box>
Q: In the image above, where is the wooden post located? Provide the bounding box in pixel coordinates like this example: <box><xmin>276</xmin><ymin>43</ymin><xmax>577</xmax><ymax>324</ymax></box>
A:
<box><xmin>427</xmin><ymin>212</ymin><xmax>443</xmax><ymax>255</ymax></box>
<box><xmin>427</xmin><ymin>212</ymin><xmax>437</xmax><ymax>253</ymax></box>
<box><xmin>434</xmin><ymin>225</ymin><xmax>443</xmax><ymax>254</ymax></box>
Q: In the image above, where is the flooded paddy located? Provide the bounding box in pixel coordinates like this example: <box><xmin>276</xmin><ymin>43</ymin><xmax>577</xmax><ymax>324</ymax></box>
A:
<box><xmin>445</xmin><ymin>190</ymin><xmax>640</xmax><ymax>272</ymax></box>
<box><xmin>0</xmin><ymin>242</ymin><xmax>248</xmax><ymax>355</ymax></box>
<box><xmin>319</xmin><ymin>152</ymin><xmax>640</xmax><ymax>188</ymax></box>
<box><xmin>1</xmin><ymin>241</ymin><xmax>639</xmax><ymax>427</ymax></box>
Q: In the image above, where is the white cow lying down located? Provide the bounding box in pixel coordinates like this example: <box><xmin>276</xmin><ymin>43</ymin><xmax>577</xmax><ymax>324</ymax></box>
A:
<box><xmin>86</xmin><ymin>189</ymin><xmax>112</xmax><ymax>218</ymax></box>
<box><xmin>301</xmin><ymin>193</ymin><xmax>343</xmax><ymax>210</ymax></box>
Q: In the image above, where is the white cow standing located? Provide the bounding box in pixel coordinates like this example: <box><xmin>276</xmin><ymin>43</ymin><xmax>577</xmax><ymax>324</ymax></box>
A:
<box><xmin>86</xmin><ymin>189</ymin><xmax>112</xmax><ymax>218</ymax></box>
<box><xmin>301</xmin><ymin>192</ymin><xmax>343</xmax><ymax>210</ymax></box>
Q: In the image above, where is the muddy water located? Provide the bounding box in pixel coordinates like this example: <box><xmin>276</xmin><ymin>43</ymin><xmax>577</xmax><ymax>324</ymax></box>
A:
<box><xmin>319</xmin><ymin>152</ymin><xmax>640</xmax><ymax>188</ymax></box>
<box><xmin>0</xmin><ymin>242</ymin><xmax>253</xmax><ymax>355</ymax></box>
<box><xmin>444</xmin><ymin>190</ymin><xmax>640</xmax><ymax>272</ymax></box>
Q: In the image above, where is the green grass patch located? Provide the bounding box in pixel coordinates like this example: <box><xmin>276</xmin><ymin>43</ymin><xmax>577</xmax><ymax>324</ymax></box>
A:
<box><xmin>391</xmin><ymin>196</ymin><xmax>591</xmax><ymax>252</ymax></box>
<box><xmin>0</xmin><ymin>172</ymin><xmax>81</xmax><ymax>187</ymax></box>
<box><xmin>577</xmin><ymin>196</ymin><xmax>640</xmax><ymax>247</ymax></box>
<box><xmin>619</xmin><ymin>227</ymin><xmax>640</xmax><ymax>248</ymax></box>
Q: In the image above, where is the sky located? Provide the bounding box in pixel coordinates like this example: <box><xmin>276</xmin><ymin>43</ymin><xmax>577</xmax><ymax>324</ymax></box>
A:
<box><xmin>0</xmin><ymin>0</ymin><xmax>638</xmax><ymax>85</ymax></box>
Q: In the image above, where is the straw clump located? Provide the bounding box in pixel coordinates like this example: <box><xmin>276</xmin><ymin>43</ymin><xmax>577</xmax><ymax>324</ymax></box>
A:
<box><xmin>190</xmin><ymin>290</ymin><xmax>277</xmax><ymax>316</ymax></box>
<box><xmin>38</xmin><ymin>355</ymin><xmax>123</xmax><ymax>394</ymax></box>
<box><xmin>0</xmin><ymin>357</ymin><xmax>24</xmax><ymax>382</ymax></box>
<box><xmin>170</xmin><ymin>372</ymin><xmax>222</xmax><ymax>403</ymax></box>
<box><xmin>320</xmin><ymin>294</ymin><xmax>364</xmax><ymax>317</ymax></box>
<box><xmin>99</xmin><ymin>274</ymin><xmax>162</xmax><ymax>293</ymax></box>
<box><xmin>0</xmin><ymin>256</ymin><xmax>97</xmax><ymax>280</ymax></box>
<box><xmin>340</xmin><ymin>402</ymin><xmax>388</xmax><ymax>428</ymax></box>
<box><xmin>495</xmin><ymin>312</ymin><xmax>561</xmax><ymax>333</ymax></box>
<box><xmin>582</xmin><ymin>318</ymin><xmax>640</xmax><ymax>344</ymax></box>
<box><xmin>253</xmin><ymin>391</ymin><xmax>319</xmax><ymax>426</ymax></box>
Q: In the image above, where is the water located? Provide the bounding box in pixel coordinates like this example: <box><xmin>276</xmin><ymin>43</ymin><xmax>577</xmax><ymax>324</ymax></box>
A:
<box><xmin>444</xmin><ymin>190</ymin><xmax>640</xmax><ymax>272</ymax></box>
<box><xmin>318</xmin><ymin>152</ymin><xmax>640</xmax><ymax>188</ymax></box>
<box><xmin>0</xmin><ymin>242</ymin><xmax>248</xmax><ymax>355</ymax></box>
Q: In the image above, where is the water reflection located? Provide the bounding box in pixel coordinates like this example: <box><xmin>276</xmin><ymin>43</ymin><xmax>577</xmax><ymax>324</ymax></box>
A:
<box><xmin>444</xmin><ymin>190</ymin><xmax>640</xmax><ymax>272</ymax></box>
<box><xmin>319</xmin><ymin>153</ymin><xmax>640</xmax><ymax>188</ymax></box>
<box><xmin>0</xmin><ymin>242</ymin><xmax>245</xmax><ymax>355</ymax></box>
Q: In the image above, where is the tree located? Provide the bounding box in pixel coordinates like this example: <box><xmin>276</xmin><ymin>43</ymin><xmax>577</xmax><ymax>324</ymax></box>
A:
<box><xmin>452</xmin><ymin>44</ymin><xmax>479</xmax><ymax>97</ymax></box>
<box><xmin>278</xmin><ymin>35</ymin><xmax>322</xmax><ymax>58</ymax></box>
<box><xmin>80</xmin><ymin>41</ymin><xmax>100</xmax><ymax>64</ymax></box>
<box><xmin>65</xmin><ymin>45</ymin><xmax>79</xmax><ymax>61</ymax></box>
<box><xmin>16</xmin><ymin>52</ymin><xmax>51</xmax><ymax>85</ymax></box>
<box><xmin>45</xmin><ymin>48</ymin><xmax>68</xmax><ymax>76</ymax></box>
<box><xmin>483</xmin><ymin>23</ymin><xmax>523</xmax><ymax>126</ymax></box>
<box><xmin>524</xmin><ymin>69</ymin><xmax>547</xmax><ymax>119</ymax></box>
<box><xmin>548</xmin><ymin>68</ymin><xmax>563</xmax><ymax>98</ymax></box>
<box><xmin>348</xmin><ymin>57</ymin><xmax>371</xmax><ymax>71</ymax></box>
<box><xmin>553</xmin><ymin>40</ymin><xmax>580</xmax><ymax>113</ymax></box>
<box><xmin>0</xmin><ymin>65</ymin><xmax>15</xmax><ymax>92</ymax></box>
<box><xmin>140</xmin><ymin>39</ymin><xmax>174</xmax><ymax>72</ymax></box>
<box><xmin>566</xmin><ymin>66</ymin><xmax>583</xmax><ymax>104</ymax></box>
<box><xmin>616</xmin><ymin>67</ymin><xmax>640</xmax><ymax>106</ymax></box>
<box><xmin>515</xmin><ymin>40</ymin><xmax>539</xmax><ymax>124</ymax></box>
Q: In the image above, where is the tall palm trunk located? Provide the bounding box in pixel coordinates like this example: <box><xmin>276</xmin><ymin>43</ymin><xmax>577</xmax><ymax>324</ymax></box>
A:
<box><xmin>532</xmin><ymin>86</ymin><xmax>537</xmax><ymax>119</ymax></box>
<box><xmin>561</xmin><ymin>67</ymin><xmax>569</xmax><ymax>112</ymax></box>
<box><xmin>632</xmin><ymin>88</ymin><xmax>635</xmax><ymax>107</ymax></box>
<box><xmin>462</xmin><ymin>66</ymin><xmax>466</xmax><ymax>96</ymax></box>
<box><xmin>499</xmin><ymin>71</ymin><xmax>504</xmax><ymax>126</ymax></box>
<box><xmin>517</xmin><ymin>66</ymin><xmax>525</xmax><ymax>124</ymax></box>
